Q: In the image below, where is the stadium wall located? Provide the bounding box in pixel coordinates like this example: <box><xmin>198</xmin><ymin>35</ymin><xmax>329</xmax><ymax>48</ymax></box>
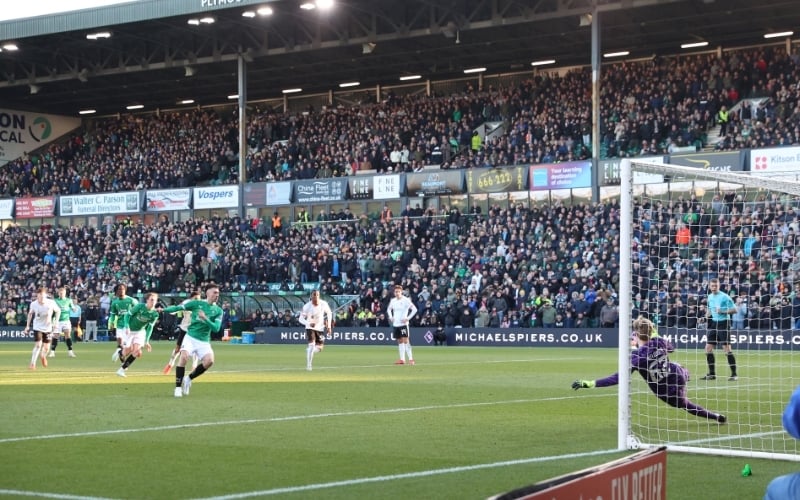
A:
<box><xmin>3</xmin><ymin>325</ymin><xmax>798</xmax><ymax>349</ymax></box>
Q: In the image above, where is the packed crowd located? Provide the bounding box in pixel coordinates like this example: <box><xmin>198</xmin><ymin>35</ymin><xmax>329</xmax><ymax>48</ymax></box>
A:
<box><xmin>0</xmin><ymin>46</ymin><xmax>798</xmax><ymax>200</ymax></box>
<box><xmin>633</xmin><ymin>191</ymin><xmax>800</xmax><ymax>331</ymax></box>
<box><xmin>2</xmin><ymin>188</ymin><xmax>799</xmax><ymax>332</ymax></box>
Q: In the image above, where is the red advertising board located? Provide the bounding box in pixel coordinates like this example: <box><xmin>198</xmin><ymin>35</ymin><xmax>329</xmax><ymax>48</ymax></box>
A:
<box><xmin>15</xmin><ymin>197</ymin><xmax>55</xmax><ymax>218</ymax></box>
<box><xmin>491</xmin><ymin>447</ymin><xmax>666</xmax><ymax>500</ymax></box>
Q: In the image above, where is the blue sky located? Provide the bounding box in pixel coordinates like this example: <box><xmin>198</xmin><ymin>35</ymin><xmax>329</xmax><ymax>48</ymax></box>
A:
<box><xmin>0</xmin><ymin>1</ymin><xmax>136</xmax><ymax>22</ymax></box>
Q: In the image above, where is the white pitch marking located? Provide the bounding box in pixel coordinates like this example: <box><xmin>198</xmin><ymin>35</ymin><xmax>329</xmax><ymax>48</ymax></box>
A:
<box><xmin>0</xmin><ymin>394</ymin><xmax>610</xmax><ymax>444</ymax></box>
<box><xmin>191</xmin><ymin>448</ymin><xmax>622</xmax><ymax>500</ymax></box>
<box><xmin>0</xmin><ymin>489</ymin><xmax>115</xmax><ymax>500</ymax></box>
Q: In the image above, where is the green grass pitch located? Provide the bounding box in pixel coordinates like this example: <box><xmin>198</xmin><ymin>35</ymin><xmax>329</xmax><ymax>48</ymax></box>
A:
<box><xmin>0</xmin><ymin>342</ymin><xmax>796</xmax><ymax>499</ymax></box>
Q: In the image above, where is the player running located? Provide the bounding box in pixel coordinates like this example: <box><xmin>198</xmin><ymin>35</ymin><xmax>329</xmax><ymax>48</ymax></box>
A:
<box><xmin>298</xmin><ymin>290</ymin><xmax>333</xmax><ymax>371</ymax></box>
<box><xmin>24</xmin><ymin>287</ymin><xmax>61</xmax><ymax>369</ymax></box>
<box><xmin>116</xmin><ymin>292</ymin><xmax>161</xmax><ymax>377</ymax></box>
<box><xmin>109</xmin><ymin>283</ymin><xmax>138</xmax><ymax>363</ymax></box>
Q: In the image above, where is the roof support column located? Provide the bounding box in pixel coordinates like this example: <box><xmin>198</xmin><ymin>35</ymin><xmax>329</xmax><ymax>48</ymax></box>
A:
<box><xmin>591</xmin><ymin>6</ymin><xmax>601</xmax><ymax>203</ymax></box>
<box><xmin>238</xmin><ymin>55</ymin><xmax>248</xmax><ymax>214</ymax></box>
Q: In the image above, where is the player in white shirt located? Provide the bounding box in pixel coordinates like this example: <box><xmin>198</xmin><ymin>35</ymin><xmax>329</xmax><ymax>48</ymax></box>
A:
<box><xmin>24</xmin><ymin>287</ymin><xmax>62</xmax><ymax>370</ymax></box>
<box><xmin>387</xmin><ymin>284</ymin><xmax>418</xmax><ymax>365</ymax></box>
<box><xmin>298</xmin><ymin>290</ymin><xmax>332</xmax><ymax>371</ymax></box>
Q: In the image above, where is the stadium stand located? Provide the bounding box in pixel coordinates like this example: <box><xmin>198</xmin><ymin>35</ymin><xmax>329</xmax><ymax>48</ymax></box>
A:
<box><xmin>0</xmin><ymin>45</ymin><xmax>799</xmax><ymax>333</ymax></box>
<box><xmin>0</xmin><ymin>46</ymin><xmax>797</xmax><ymax>197</ymax></box>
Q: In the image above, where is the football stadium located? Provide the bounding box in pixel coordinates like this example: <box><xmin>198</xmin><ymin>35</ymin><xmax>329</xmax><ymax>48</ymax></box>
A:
<box><xmin>2</xmin><ymin>1</ymin><xmax>800</xmax><ymax>498</ymax></box>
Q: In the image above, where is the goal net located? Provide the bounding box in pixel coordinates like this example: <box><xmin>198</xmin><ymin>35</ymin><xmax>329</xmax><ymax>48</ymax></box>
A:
<box><xmin>619</xmin><ymin>158</ymin><xmax>800</xmax><ymax>461</ymax></box>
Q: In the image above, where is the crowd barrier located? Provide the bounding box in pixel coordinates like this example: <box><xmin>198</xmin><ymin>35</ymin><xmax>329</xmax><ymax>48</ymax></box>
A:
<box><xmin>247</xmin><ymin>326</ymin><xmax>800</xmax><ymax>349</ymax></box>
<box><xmin>3</xmin><ymin>326</ymin><xmax>796</xmax><ymax>350</ymax></box>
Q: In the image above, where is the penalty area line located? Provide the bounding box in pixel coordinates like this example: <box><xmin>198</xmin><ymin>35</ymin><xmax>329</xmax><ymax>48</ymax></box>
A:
<box><xmin>0</xmin><ymin>394</ymin><xmax>609</xmax><ymax>445</ymax></box>
<box><xmin>0</xmin><ymin>489</ymin><xmax>115</xmax><ymax>500</ymax></box>
<box><xmin>191</xmin><ymin>448</ymin><xmax>621</xmax><ymax>500</ymax></box>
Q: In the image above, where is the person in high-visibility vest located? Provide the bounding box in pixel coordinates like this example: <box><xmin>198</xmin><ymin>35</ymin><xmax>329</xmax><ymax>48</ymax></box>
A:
<box><xmin>271</xmin><ymin>212</ymin><xmax>282</xmax><ymax>236</ymax></box>
<box><xmin>296</xmin><ymin>208</ymin><xmax>310</xmax><ymax>228</ymax></box>
<box><xmin>471</xmin><ymin>131</ymin><xmax>482</xmax><ymax>152</ymax></box>
<box><xmin>380</xmin><ymin>205</ymin><xmax>393</xmax><ymax>223</ymax></box>
<box><xmin>717</xmin><ymin>105</ymin><xmax>729</xmax><ymax>136</ymax></box>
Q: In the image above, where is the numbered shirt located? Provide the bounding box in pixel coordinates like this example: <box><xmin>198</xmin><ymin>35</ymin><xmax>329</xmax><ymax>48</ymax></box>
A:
<box><xmin>387</xmin><ymin>296</ymin><xmax>417</xmax><ymax>327</ymax></box>
<box><xmin>29</xmin><ymin>299</ymin><xmax>61</xmax><ymax>332</ymax></box>
<box><xmin>630</xmin><ymin>337</ymin><xmax>682</xmax><ymax>397</ymax></box>
<box><xmin>596</xmin><ymin>337</ymin><xmax>683</xmax><ymax>398</ymax></box>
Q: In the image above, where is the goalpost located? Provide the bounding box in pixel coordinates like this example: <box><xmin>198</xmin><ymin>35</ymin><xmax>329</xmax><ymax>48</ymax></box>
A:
<box><xmin>619</xmin><ymin>158</ymin><xmax>800</xmax><ymax>461</ymax></box>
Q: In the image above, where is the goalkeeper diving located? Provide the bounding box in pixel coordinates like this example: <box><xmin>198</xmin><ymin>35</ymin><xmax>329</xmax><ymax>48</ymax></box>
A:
<box><xmin>572</xmin><ymin>316</ymin><xmax>726</xmax><ymax>424</ymax></box>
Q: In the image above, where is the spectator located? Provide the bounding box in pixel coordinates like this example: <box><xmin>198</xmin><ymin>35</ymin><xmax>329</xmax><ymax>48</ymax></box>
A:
<box><xmin>599</xmin><ymin>298</ymin><xmax>619</xmax><ymax>328</ymax></box>
<box><xmin>540</xmin><ymin>300</ymin><xmax>557</xmax><ymax>328</ymax></box>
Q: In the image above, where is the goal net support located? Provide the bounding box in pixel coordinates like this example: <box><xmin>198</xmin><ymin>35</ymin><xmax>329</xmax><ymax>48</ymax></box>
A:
<box><xmin>619</xmin><ymin>158</ymin><xmax>800</xmax><ymax>461</ymax></box>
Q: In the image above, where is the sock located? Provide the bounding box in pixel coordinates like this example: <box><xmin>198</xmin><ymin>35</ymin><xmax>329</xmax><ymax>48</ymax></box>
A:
<box><xmin>122</xmin><ymin>354</ymin><xmax>136</xmax><ymax>369</ymax></box>
<box><xmin>30</xmin><ymin>344</ymin><xmax>41</xmax><ymax>364</ymax></box>
<box><xmin>406</xmin><ymin>344</ymin><xmax>413</xmax><ymax>361</ymax></box>
<box><xmin>176</xmin><ymin>366</ymin><xmax>185</xmax><ymax>387</ymax></box>
<box><xmin>190</xmin><ymin>364</ymin><xmax>207</xmax><ymax>380</ymax></box>
<box><xmin>51</xmin><ymin>338</ymin><xmax>58</xmax><ymax>351</ymax></box>
<box><xmin>66</xmin><ymin>338</ymin><xmax>73</xmax><ymax>351</ymax></box>
<box><xmin>307</xmin><ymin>344</ymin><xmax>315</xmax><ymax>365</ymax></box>
<box><xmin>706</xmin><ymin>353</ymin><xmax>715</xmax><ymax>375</ymax></box>
<box><xmin>727</xmin><ymin>352</ymin><xmax>737</xmax><ymax>376</ymax></box>
<box><xmin>398</xmin><ymin>344</ymin><xmax>405</xmax><ymax>361</ymax></box>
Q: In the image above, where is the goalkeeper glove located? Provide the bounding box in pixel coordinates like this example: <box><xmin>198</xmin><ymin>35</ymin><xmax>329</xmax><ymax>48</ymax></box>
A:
<box><xmin>571</xmin><ymin>380</ymin><xmax>595</xmax><ymax>390</ymax></box>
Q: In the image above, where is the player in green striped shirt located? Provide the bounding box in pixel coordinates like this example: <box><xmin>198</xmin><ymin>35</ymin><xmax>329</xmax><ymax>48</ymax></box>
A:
<box><xmin>109</xmin><ymin>283</ymin><xmax>139</xmax><ymax>363</ymax></box>
<box><xmin>163</xmin><ymin>284</ymin><xmax>222</xmax><ymax>398</ymax></box>
<box><xmin>116</xmin><ymin>292</ymin><xmax>162</xmax><ymax>378</ymax></box>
